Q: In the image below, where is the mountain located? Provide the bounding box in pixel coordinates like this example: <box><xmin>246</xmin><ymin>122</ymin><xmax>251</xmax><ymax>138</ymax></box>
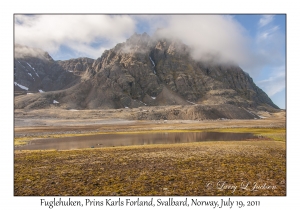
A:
<box><xmin>14</xmin><ymin>44</ymin><xmax>80</xmax><ymax>95</ymax></box>
<box><xmin>14</xmin><ymin>33</ymin><xmax>280</xmax><ymax>119</ymax></box>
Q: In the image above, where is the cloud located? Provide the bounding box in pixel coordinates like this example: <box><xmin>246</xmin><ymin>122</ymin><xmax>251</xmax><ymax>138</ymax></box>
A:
<box><xmin>257</xmin><ymin>66</ymin><xmax>286</xmax><ymax>96</ymax></box>
<box><xmin>14</xmin><ymin>14</ymin><xmax>286</xmax><ymax>106</ymax></box>
<box><xmin>251</xmin><ymin>21</ymin><xmax>284</xmax><ymax>76</ymax></box>
<box><xmin>15</xmin><ymin>15</ymin><xmax>253</xmax><ymax>65</ymax></box>
<box><xmin>155</xmin><ymin>15</ymin><xmax>251</xmax><ymax>65</ymax></box>
<box><xmin>15</xmin><ymin>15</ymin><xmax>285</xmax><ymax>77</ymax></box>
<box><xmin>14</xmin><ymin>44</ymin><xmax>49</xmax><ymax>59</ymax></box>
<box><xmin>151</xmin><ymin>15</ymin><xmax>284</xmax><ymax>76</ymax></box>
<box><xmin>258</xmin><ymin>15</ymin><xmax>274</xmax><ymax>27</ymax></box>
<box><xmin>257</xmin><ymin>26</ymin><xmax>279</xmax><ymax>40</ymax></box>
<box><xmin>15</xmin><ymin>15</ymin><xmax>136</xmax><ymax>59</ymax></box>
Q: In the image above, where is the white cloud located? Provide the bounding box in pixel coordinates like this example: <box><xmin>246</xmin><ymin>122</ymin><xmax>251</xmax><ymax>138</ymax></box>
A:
<box><xmin>153</xmin><ymin>15</ymin><xmax>285</xmax><ymax>102</ymax></box>
<box><xmin>152</xmin><ymin>15</ymin><xmax>284</xmax><ymax>77</ymax></box>
<box><xmin>257</xmin><ymin>25</ymin><xmax>279</xmax><ymax>40</ymax></box>
<box><xmin>15</xmin><ymin>44</ymin><xmax>49</xmax><ymax>59</ymax></box>
<box><xmin>250</xmin><ymin>22</ymin><xmax>284</xmax><ymax>76</ymax></box>
<box><xmin>258</xmin><ymin>15</ymin><xmax>274</xmax><ymax>27</ymax></box>
<box><xmin>155</xmin><ymin>15</ymin><xmax>251</xmax><ymax>65</ymax></box>
<box><xmin>14</xmin><ymin>15</ymin><xmax>251</xmax><ymax>65</ymax></box>
<box><xmin>13</xmin><ymin>14</ymin><xmax>286</xmax><ymax>108</ymax></box>
<box><xmin>15</xmin><ymin>15</ymin><xmax>285</xmax><ymax>79</ymax></box>
<box><xmin>257</xmin><ymin>66</ymin><xmax>286</xmax><ymax>96</ymax></box>
<box><xmin>15</xmin><ymin>15</ymin><xmax>136</xmax><ymax>59</ymax></box>
<box><xmin>16</xmin><ymin>15</ymin><xmax>253</xmax><ymax>64</ymax></box>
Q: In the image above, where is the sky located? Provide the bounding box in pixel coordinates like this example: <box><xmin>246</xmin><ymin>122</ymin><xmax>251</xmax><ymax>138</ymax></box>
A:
<box><xmin>14</xmin><ymin>14</ymin><xmax>286</xmax><ymax>109</ymax></box>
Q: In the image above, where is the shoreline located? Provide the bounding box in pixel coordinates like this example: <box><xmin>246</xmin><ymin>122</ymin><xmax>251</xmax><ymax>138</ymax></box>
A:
<box><xmin>14</xmin><ymin>108</ymin><xmax>286</xmax><ymax>147</ymax></box>
<box><xmin>14</xmin><ymin>109</ymin><xmax>286</xmax><ymax>196</ymax></box>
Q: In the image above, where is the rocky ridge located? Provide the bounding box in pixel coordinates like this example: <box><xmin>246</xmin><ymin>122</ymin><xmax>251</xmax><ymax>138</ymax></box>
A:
<box><xmin>14</xmin><ymin>44</ymin><xmax>80</xmax><ymax>95</ymax></box>
<box><xmin>14</xmin><ymin>33</ymin><xmax>280</xmax><ymax>119</ymax></box>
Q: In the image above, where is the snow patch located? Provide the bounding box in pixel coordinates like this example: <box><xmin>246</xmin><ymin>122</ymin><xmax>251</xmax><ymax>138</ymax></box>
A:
<box><xmin>258</xmin><ymin>116</ymin><xmax>267</xmax><ymax>119</ymax></box>
<box><xmin>14</xmin><ymin>82</ymin><xmax>28</xmax><ymax>90</ymax></box>
<box><xmin>53</xmin><ymin>100</ymin><xmax>59</xmax><ymax>104</ymax></box>
<box><xmin>149</xmin><ymin>56</ymin><xmax>156</xmax><ymax>74</ymax></box>
<box><xmin>187</xmin><ymin>100</ymin><xmax>196</xmax><ymax>105</ymax></box>
<box><xmin>140</xmin><ymin>101</ymin><xmax>147</xmax><ymax>105</ymax></box>
<box><xmin>39</xmin><ymin>89</ymin><xmax>44</xmax><ymax>93</ymax></box>
<box><xmin>26</xmin><ymin>62</ymin><xmax>39</xmax><ymax>77</ymax></box>
<box><xmin>26</xmin><ymin>63</ymin><xmax>32</xmax><ymax>69</ymax></box>
<box><xmin>68</xmin><ymin>70</ymin><xmax>73</xmax><ymax>72</ymax></box>
<box><xmin>244</xmin><ymin>109</ymin><xmax>256</xmax><ymax>117</ymax></box>
<box><xmin>151</xmin><ymin>97</ymin><xmax>156</xmax><ymax>100</ymax></box>
<box><xmin>27</xmin><ymin>93</ymin><xmax>33</xmax><ymax>95</ymax></box>
<box><xmin>26</xmin><ymin>62</ymin><xmax>34</xmax><ymax>69</ymax></box>
<box><xmin>125</xmin><ymin>107</ymin><xmax>129</xmax><ymax>109</ymax></box>
<box><xmin>149</xmin><ymin>56</ymin><xmax>155</xmax><ymax>67</ymax></box>
<box><xmin>17</xmin><ymin>60</ymin><xmax>26</xmax><ymax>69</ymax></box>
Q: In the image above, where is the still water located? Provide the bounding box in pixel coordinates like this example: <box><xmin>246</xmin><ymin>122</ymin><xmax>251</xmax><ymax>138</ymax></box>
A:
<box><xmin>17</xmin><ymin>132</ymin><xmax>257</xmax><ymax>151</ymax></box>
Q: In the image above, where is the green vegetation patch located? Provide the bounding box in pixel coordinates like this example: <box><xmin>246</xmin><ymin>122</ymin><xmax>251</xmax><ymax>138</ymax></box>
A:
<box><xmin>15</xmin><ymin>140</ymin><xmax>286</xmax><ymax>196</ymax></box>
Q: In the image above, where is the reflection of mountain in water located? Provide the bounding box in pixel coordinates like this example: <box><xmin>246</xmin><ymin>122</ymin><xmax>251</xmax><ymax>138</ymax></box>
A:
<box><xmin>17</xmin><ymin>132</ymin><xmax>256</xmax><ymax>150</ymax></box>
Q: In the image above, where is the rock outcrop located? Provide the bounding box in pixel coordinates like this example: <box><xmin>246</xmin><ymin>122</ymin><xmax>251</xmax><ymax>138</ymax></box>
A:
<box><xmin>57</xmin><ymin>57</ymin><xmax>95</xmax><ymax>80</ymax></box>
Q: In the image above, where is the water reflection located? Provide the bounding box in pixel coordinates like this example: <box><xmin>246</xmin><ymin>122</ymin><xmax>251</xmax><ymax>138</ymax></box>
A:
<box><xmin>17</xmin><ymin>132</ymin><xmax>256</xmax><ymax>150</ymax></box>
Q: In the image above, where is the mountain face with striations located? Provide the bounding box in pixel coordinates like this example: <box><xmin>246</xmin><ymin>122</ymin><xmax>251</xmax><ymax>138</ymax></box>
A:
<box><xmin>14</xmin><ymin>33</ymin><xmax>279</xmax><ymax>119</ymax></box>
<box><xmin>14</xmin><ymin>44</ymin><xmax>80</xmax><ymax>95</ymax></box>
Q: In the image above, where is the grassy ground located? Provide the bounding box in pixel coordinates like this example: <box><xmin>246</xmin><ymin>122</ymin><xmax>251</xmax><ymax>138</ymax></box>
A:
<box><xmin>14</xmin><ymin>128</ymin><xmax>286</xmax><ymax>196</ymax></box>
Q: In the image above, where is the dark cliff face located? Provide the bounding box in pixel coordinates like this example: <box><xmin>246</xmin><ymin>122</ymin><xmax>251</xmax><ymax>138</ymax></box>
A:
<box><xmin>90</xmin><ymin>33</ymin><xmax>278</xmax><ymax>109</ymax></box>
<box><xmin>14</xmin><ymin>44</ymin><xmax>80</xmax><ymax>94</ymax></box>
<box><xmin>14</xmin><ymin>33</ymin><xmax>279</xmax><ymax>112</ymax></box>
<box><xmin>57</xmin><ymin>57</ymin><xmax>94</xmax><ymax>78</ymax></box>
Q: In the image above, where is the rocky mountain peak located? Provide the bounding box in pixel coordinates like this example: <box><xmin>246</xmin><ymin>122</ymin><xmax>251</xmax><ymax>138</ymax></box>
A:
<box><xmin>126</xmin><ymin>32</ymin><xmax>151</xmax><ymax>44</ymax></box>
<box><xmin>14</xmin><ymin>33</ymin><xmax>280</xmax><ymax>116</ymax></box>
